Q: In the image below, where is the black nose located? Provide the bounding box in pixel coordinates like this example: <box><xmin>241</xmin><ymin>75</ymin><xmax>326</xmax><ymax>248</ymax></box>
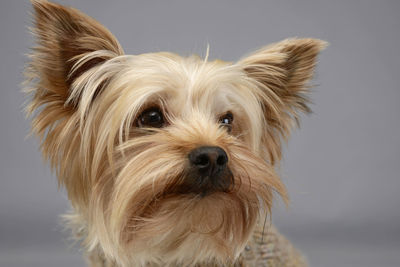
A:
<box><xmin>189</xmin><ymin>146</ymin><xmax>228</xmax><ymax>174</ymax></box>
<box><xmin>187</xmin><ymin>146</ymin><xmax>231</xmax><ymax>195</ymax></box>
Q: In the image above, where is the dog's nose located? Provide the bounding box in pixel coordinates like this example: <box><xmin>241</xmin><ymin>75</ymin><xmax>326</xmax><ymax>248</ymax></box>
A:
<box><xmin>189</xmin><ymin>146</ymin><xmax>228</xmax><ymax>174</ymax></box>
<box><xmin>187</xmin><ymin>146</ymin><xmax>231</xmax><ymax>195</ymax></box>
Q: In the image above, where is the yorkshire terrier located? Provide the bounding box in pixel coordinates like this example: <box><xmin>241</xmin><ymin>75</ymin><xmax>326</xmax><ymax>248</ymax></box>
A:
<box><xmin>25</xmin><ymin>1</ymin><xmax>326</xmax><ymax>266</ymax></box>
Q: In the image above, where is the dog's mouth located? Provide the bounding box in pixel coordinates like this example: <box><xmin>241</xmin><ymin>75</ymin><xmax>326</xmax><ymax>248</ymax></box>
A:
<box><xmin>163</xmin><ymin>167</ymin><xmax>235</xmax><ymax>197</ymax></box>
<box><xmin>124</xmin><ymin>169</ymin><xmax>241</xmax><ymax>235</ymax></box>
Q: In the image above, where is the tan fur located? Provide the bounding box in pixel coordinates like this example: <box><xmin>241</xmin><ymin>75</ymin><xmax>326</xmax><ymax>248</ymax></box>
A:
<box><xmin>25</xmin><ymin>1</ymin><xmax>325</xmax><ymax>266</ymax></box>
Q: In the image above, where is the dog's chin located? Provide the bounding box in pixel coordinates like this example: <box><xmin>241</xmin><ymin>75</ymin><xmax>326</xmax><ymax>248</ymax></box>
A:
<box><xmin>115</xmin><ymin>192</ymin><xmax>259</xmax><ymax>266</ymax></box>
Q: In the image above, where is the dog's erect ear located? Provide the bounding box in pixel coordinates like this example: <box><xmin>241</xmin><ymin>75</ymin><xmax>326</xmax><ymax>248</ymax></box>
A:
<box><xmin>238</xmin><ymin>38</ymin><xmax>326</xmax><ymax>163</ymax></box>
<box><xmin>28</xmin><ymin>0</ymin><xmax>123</xmax><ymax>107</ymax></box>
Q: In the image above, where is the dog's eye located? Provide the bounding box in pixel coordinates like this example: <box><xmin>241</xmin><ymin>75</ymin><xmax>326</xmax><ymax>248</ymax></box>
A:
<box><xmin>219</xmin><ymin>112</ymin><xmax>233</xmax><ymax>132</ymax></box>
<box><xmin>138</xmin><ymin>108</ymin><xmax>165</xmax><ymax>128</ymax></box>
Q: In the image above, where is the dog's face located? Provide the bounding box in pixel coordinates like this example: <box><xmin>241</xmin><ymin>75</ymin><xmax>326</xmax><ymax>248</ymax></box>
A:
<box><xmin>26</xmin><ymin>1</ymin><xmax>325</xmax><ymax>266</ymax></box>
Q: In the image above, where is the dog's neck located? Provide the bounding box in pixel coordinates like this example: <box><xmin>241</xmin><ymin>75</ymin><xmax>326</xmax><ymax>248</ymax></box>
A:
<box><xmin>86</xmin><ymin>225</ymin><xmax>306</xmax><ymax>267</ymax></box>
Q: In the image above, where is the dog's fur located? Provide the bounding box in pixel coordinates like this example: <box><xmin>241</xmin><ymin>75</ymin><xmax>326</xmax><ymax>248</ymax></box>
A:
<box><xmin>25</xmin><ymin>1</ymin><xmax>326</xmax><ymax>266</ymax></box>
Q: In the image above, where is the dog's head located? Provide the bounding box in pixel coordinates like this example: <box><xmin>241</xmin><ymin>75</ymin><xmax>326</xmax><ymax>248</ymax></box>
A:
<box><xmin>26</xmin><ymin>1</ymin><xmax>325</xmax><ymax>265</ymax></box>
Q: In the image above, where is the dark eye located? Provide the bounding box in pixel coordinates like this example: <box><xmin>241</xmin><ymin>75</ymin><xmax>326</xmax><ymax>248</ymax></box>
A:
<box><xmin>137</xmin><ymin>107</ymin><xmax>165</xmax><ymax>128</ymax></box>
<box><xmin>219</xmin><ymin>112</ymin><xmax>233</xmax><ymax>132</ymax></box>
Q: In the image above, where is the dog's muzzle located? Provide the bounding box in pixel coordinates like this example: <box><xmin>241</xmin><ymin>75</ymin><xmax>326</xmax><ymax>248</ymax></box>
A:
<box><xmin>186</xmin><ymin>146</ymin><xmax>233</xmax><ymax>195</ymax></box>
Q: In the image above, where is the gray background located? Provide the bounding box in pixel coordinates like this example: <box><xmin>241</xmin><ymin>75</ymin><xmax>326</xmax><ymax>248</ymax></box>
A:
<box><xmin>1</xmin><ymin>0</ymin><xmax>399</xmax><ymax>266</ymax></box>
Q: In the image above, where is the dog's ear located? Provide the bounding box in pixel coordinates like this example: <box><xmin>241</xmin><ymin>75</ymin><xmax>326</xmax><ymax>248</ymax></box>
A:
<box><xmin>238</xmin><ymin>38</ymin><xmax>326</xmax><ymax>163</ymax></box>
<box><xmin>28</xmin><ymin>0</ymin><xmax>123</xmax><ymax>107</ymax></box>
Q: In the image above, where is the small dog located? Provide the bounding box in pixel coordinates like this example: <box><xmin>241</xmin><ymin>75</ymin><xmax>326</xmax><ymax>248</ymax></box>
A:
<box><xmin>25</xmin><ymin>1</ymin><xmax>325</xmax><ymax>266</ymax></box>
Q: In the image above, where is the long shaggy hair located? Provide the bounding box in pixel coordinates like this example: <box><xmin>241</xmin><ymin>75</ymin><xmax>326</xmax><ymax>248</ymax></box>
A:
<box><xmin>25</xmin><ymin>1</ymin><xmax>326</xmax><ymax>266</ymax></box>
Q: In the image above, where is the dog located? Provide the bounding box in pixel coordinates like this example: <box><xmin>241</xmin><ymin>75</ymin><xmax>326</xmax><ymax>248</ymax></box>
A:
<box><xmin>25</xmin><ymin>1</ymin><xmax>326</xmax><ymax>266</ymax></box>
